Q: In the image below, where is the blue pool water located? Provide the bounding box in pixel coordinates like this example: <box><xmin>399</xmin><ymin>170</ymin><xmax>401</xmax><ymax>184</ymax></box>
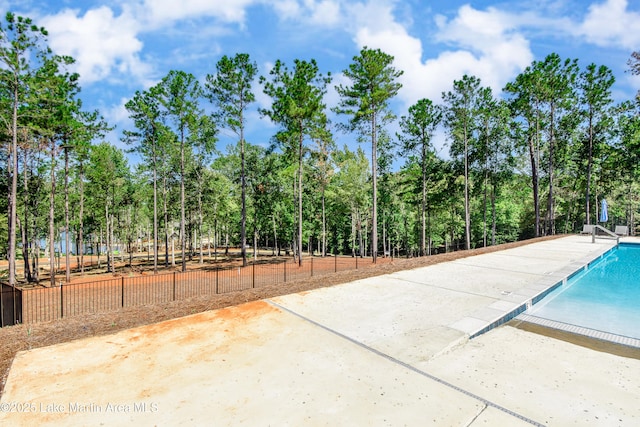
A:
<box><xmin>526</xmin><ymin>243</ymin><xmax>640</xmax><ymax>340</ymax></box>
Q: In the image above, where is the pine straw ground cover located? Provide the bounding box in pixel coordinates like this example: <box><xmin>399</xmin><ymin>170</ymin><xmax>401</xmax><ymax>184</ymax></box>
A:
<box><xmin>0</xmin><ymin>235</ymin><xmax>563</xmax><ymax>398</ymax></box>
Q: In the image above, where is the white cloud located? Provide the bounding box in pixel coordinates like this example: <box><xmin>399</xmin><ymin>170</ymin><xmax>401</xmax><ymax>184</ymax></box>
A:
<box><xmin>272</xmin><ymin>0</ymin><xmax>302</xmax><ymax>20</ymax></box>
<box><xmin>430</xmin><ymin>5</ymin><xmax>534</xmax><ymax>95</ymax></box>
<box><xmin>273</xmin><ymin>0</ymin><xmax>342</xmax><ymax>27</ymax></box>
<box><xmin>40</xmin><ymin>6</ymin><xmax>151</xmax><ymax>84</ymax></box>
<box><xmin>39</xmin><ymin>0</ymin><xmax>263</xmax><ymax>86</ymax></box>
<box><xmin>105</xmin><ymin>97</ymin><xmax>132</xmax><ymax>125</ymax></box>
<box><xmin>307</xmin><ymin>0</ymin><xmax>341</xmax><ymax>26</ymax></box>
<box><xmin>38</xmin><ymin>0</ymin><xmax>344</xmax><ymax>92</ymax></box>
<box><xmin>574</xmin><ymin>0</ymin><xmax>640</xmax><ymax>49</ymax></box>
<box><xmin>435</xmin><ymin>5</ymin><xmax>516</xmax><ymax>50</ymax></box>
<box><xmin>141</xmin><ymin>0</ymin><xmax>256</xmax><ymax>29</ymax></box>
<box><xmin>347</xmin><ymin>2</ymin><xmax>533</xmax><ymax>107</ymax></box>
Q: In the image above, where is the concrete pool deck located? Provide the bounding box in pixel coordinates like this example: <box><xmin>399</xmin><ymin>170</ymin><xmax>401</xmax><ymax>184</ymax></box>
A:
<box><xmin>2</xmin><ymin>235</ymin><xmax>639</xmax><ymax>426</ymax></box>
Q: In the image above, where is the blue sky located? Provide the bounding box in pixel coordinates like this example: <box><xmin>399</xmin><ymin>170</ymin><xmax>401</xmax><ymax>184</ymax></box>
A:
<box><xmin>4</xmin><ymin>0</ymin><xmax>640</xmax><ymax>159</ymax></box>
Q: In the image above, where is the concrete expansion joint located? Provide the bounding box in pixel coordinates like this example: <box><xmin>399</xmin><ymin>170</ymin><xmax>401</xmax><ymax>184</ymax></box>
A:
<box><xmin>450</xmin><ymin>261</ymin><xmax>542</xmax><ymax>276</ymax></box>
<box><xmin>266</xmin><ymin>299</ymin><xmax>544</xmax><ymax>427</ymax></box>
<box><xmin>389</xmin><ymin>276</ymin><xmax>497</xmax><ymax>299</ymax></box>
<box><xmin>464</xmin><ymin>404</ymin><xmax>487</xmax><ymax>427</ymax></box>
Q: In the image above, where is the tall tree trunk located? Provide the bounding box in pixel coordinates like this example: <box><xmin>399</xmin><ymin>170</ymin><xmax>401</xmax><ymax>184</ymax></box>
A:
<box><xmin>585</xmin><ymin>108</ymin><xmax>594</xmax><ymax>225</ymax></box>
<box><xmin>214</xmin><ymin>218</ymin><xmax>219</xmax><ymax>261</ymax></box>
<box><xmin>357</xmin><ymin>211</ymin><xmax>364</xmax><ymax>258</ymax></box>
<box><xmin>371</xmin><ymin>113</ymin><xmax>378</xmax><ymax>263</ymax></box>
<box><xmin>321</xmin><ymin>189</ymin><xmax>326</xmax><ymax>257</ymax></box>
<box><xmin>78</xmin><ymin>161</ymin><xmax>85</xmax><ymax>275</ymax></box>
<box><xmin>427</xmin><ymin>203</ymin><xmax>432</xmax><ymax>256</ymax></box>
<box><xmin>253</xmin><ymin>227</ymin><xmax>258</xmax><ymax>261</ymax></box>
<box><xmin>31</xmin><ymin>200</ymin><xmax>40</xmax><ymax>283</ymax></box>
<box><xmin>152</xmin><ymin>157</ymin><xmax>158</xmax><ymax>273</ymax></box>
<box><xmin>146</xmin><ymin>225</ymin><xmax>150</xmax><ymax>262</ymax></box>
<box><xmin>528</xmin><ymin>129</ymin><xmax>540</xmax><ymax>237</ymax></box>
<box><xmin>163</xmin><ymin>176</ymin><xmax>169</xmax><ymax>268</ymax></box>
<box><xmin>180</xmin><ymin>138</ymin><xmax>186</xmax><ymax>272</ymax></box>
<box><xmin>382</xmin><ymin>215</ymin><xmax>387</xmax><ymax>257</ymax></box>
<box><xmin>49</xmin><ymin>139</ymin><xmax>57</xmax><ymax>287</ymax></box>
<box><xmin>421</xmin><ymin>143</ymin><xmax>427</xmax><ymax>256</ymax></box>
<box><xmin>483</xmin><ymin>166</ymin><xmax>488</xmax><ymax>248</ymax></box>
<box><xmin>351</xmin><ymin>211</ymin><xmax>356</xmax><ymax>256</ymax></box>
<box><xmin>171</xmin><ymin>234</ymin><xmax>175</xmax><ymax>267</ymax></box>
<box><xmin>64</xmin><ymin>145</ymin><xmax>71</xmax><ymax>283</ymax></box>
<box><xmin>464</xmin><ymin>132</ymin><xmax>471</xmax><ymax>250</ymax></box>
<box><xmin>272</xmin><ymin>214</ymin><xmax>278</xmax><ymax>257</ymax></box>
<box><xmin>21</xmin><ymin>149</ymin><xmax>32</xmax><ymax>282</ymax></box>
<box><xmin>491</xmin><ymin>179</ymin><xmax>497</xmax><ymax>246</ymax></box>
<box><xmin>105</xmin><ymin>204</ymin><xmax>111</xmax><ymax>273</ymax></box>
<box><xmin>198</xmin><ymin>189</ymin><xmax>204</xmax><ymax>264</ymax></box>
<box><xmin>298</xmin><ymin>133</ymin><xmax>303</xmax><ymax>266</ymax></box>
<box><xmin>7</xmin><ymin>85</ymin><xmax>19</xmax><ymax>287</ymax></box>
<box><xmin>32</xmin><ymin>237</ymin><xmax>40</xmax><ymax>282</ymax></box>
<box><xmin>241</xmin><ymin>137</ymin><xmax>247</xmax><ymax>267</ymax></box>
<box><xmin>97</xmin><ymin>228</ymin><xmax>102</xmax><ymax>269</ymax></box>
<box><xmin>292</xmin><ymin>175</ymin><xmax>297</xmax><ymax>262</ymax></box>
<box><xmin>547</xmin><ymin>105</ymin><xmax>555</xmax><ymax>235</ymax></box>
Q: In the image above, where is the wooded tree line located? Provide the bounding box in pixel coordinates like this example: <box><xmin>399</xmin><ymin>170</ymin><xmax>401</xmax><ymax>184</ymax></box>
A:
<box><xmin>2</xmin><ymin>12</ymin><xmax>640</xmax><ymax>287</ymax></box>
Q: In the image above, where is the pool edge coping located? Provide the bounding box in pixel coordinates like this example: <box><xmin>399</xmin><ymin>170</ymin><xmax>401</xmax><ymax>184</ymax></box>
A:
<box><xmin>461</xmin><ymin>241</ymin><xmax>621</xmax><ymax>342</ymax></box>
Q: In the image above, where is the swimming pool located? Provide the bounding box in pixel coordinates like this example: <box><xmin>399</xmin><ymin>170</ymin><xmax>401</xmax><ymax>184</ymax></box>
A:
<box><xmin>522</xmin><ymin>243</ymin><xmax>640</xmax><ymax>342</ymax></box>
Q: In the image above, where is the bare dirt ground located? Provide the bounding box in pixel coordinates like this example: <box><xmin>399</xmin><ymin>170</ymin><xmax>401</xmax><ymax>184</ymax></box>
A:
<box><xmin>0</xmin><ymin>236</ymin><xmax>563</xmax><ymax>398</ymax></box>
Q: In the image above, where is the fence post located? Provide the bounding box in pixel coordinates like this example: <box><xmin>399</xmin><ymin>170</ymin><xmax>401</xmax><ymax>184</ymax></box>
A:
<box><xmin>335</xmin><ymin>254</ymin><xmax>337</xmax><ymax>273</ymax></box>
<box><xmin>216</xmin><ymin>268</ymin><xmax>219</xmax><ymax>294</ymax></box>
<box><xmin>252</xmin><ymin>263</ymin><xmax>255</xmax><ymax>288</ymax></box>
<box><xmin>311</xmin><ymin>257</ymin><xmax>314</xmax><ymax>277</ymax></box>
<box><xmin>284</xmin><ymin>260</ymin><xmax>287</xmax><ymax>283</ymax></box>
<box><xmin>173</xmin><ymin>271</ymin><xmax>177</xmax><ymax>301</ymax></box>
<box><xmin>121</xmin><ymin>277</ymin><xmax>125</xmax><ymax>308</ymax></box>
<box><xmin>356</xmin><ymin>255</ymin><xmax>358</xmax><ymax>270</ymax></box>
<box><xmin>60</xmin><ymin>282</ymin><xmax>64</xmax><ymax>319</ymax></box>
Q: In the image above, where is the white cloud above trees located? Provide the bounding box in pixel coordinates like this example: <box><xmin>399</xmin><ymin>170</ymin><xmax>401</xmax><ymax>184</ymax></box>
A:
<box><xmin>40</xmin><ymin>6</ymin><xmax>149</xmax><ymax>84</ymax></box>
<box><xmin>34</xmin><ymin>0</ymin><xmax>640</xmax><ymax>92</ymax></box>
<box><xmin>573</xmin><ymin>0</ymin><xmax>640</xmax><ymax>49</ymax></box>
<box><xmin>345</xmin><ymin>1</ymin><xmax>533</xmax><ymax>108</ymax></box>
<box><xmin>13</xmin><ymin>0</ymin><xmax>638</xmax><ymax>145</ymax></box>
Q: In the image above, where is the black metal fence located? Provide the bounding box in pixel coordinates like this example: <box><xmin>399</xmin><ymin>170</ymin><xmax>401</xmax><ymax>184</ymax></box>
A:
<box><xmin>4</xmin><ymin>255</ymin><xmax>387</xmax><ymax>326</ymax></box>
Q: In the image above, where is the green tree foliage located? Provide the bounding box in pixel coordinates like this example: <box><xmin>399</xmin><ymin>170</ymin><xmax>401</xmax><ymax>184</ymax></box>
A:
<box><xmin>70</xmin><ymin>111</ymin><xmax>109</xmax><ymax>276</ymax></box>
<box><xmin>124</xmin><ymin>86</ymin><xmax>165</xmax><ymax>272</ymax></box>
<box><xmin>505</xmin><ymin>54</ymin><xmax>580</xmax><ymax>236</ymax></box>
<box><xmin>309</xmin><ymin>116</ymin><xmax>335</xmax><ymax>256</ymax></box>
<box><xmin>398</xmin><ymin>98</ymin><xmax>441</xmax><ymax>255</ymax></box>
<box><xmin>30</xmin><ymin>53</ymin><xmax>81</xmax><ymax>286</ymax></box>
<box><xmin>156</xmin><ymin>70</ymin><xmax>205</xmax><ymax>272</ymax></box>
<box><xmin>335</xmin><ymin>47</ymin><xmax>403</xmax><ymax>262</ymax></box>
<box><xmin>206</xmin><ymin>53</ymin><xmax>256</xmax><ymax>266</ymax></box>
<box><xmin>475</xmin><ymin>90</ymin><xmax>514</xmax><ymax>246</ymax></box>
<box><xmin>442</xmin><ymin>75</ymin><xmax>482</xmax><ymax>250</ymax></box>
<box><xmin>261</xmin><ymin>58</ymin><xmax>331</xmax><ymax>265</ymax></box>
<box><xmin>535</xmin><ymin>54</ymin><xmax>580</xmax><ymax>235</ymax></box>
<box><xmin>328</xmin><ymin>146</ymin><xmax>371</xmax><ymax>256</ymax></box>
<box><xmin>578</xmin><ymin>63</ymin><xmax>615</xmax><ymax>225</ymax></box>
<box><xmin>628</xmin><ymin>51</ymin><xmax>640</xmax><ymax>102</ymax></box>
<box><xmin>85</xmin><ymin>142</ymin><xmax>131</xmax><ymax>273</ymax></box>
<box><xmin>0</xmin><ymin>12</ymin><xmax>50</xmax><ymax>286</ymax></box>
